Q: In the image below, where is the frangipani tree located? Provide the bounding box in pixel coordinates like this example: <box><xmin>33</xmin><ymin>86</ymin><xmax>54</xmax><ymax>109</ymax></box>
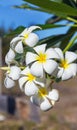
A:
<box><xmin>1</xmin><ymin>0</ymin><xmax>77</xmax><ymax>111</ymax></box>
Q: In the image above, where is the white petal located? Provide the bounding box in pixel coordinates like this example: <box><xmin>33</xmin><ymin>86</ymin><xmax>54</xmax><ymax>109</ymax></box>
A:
<box><xmin>21</xmin><ymin>66</ymin><xmax>30</xmax><ymax>75</ymax></box>
<box><xmin>5</xmin><ymin>55</ymin><xmax>12</xmax><ymax>65</ymax></box>
<box><xmin>62</xmin><ymin>68</ymin><xmax>73</xmax><ymax>80</ymax></box>
<box><xmin>31</xmin><ymin>62</ymin><xmax>43</xmax><ymax>77</ymax></box>
<box><xmin>26</xmin><ymin>52</ymin><xmax>37</xmax><ymax>65</ymax></box>
<box><xmin>43</xmin><ymin>60</ymin><xmax>58</xmax><ymax>74</ymax></box>
<box><xmin>68</xmin><ymin>63</ymin><xmax>77</xmax><ymax>76</ymax></box>
<box><xmin>52</xmin><ymin>68</ymin><xmax>58</xmax><ymax>77</ymax></box>
<box><xmin>55</xmin><ymin>48</ymin><xmax>64</xmax><ymax>60</ymax></box>
<box><xmin>57</xmin><ymin>68</ymin><xmax>64</xmax><ymax>78</ymax></box>
<box><xmin>7</xmin><ymin>48</ymin><xmax>15</xmax><ymax>60</ymax></box>
<box><xmin>19</xmin><ymin>28</ymin><xmax>27</xmax><ymax>36</ymax></box>
<box><xmin>46</xmin><ymin>48</ymin><xmax>60</xmax><ymax>59</ymax></box>
<box><xmin>27</xmin><ymin>26</ymin><xmax>41</xmax><ymax>33</ymax></box>
<box><xmin>30</xmin><ymin>95</ymin><xmax>40</xmax><ymax>106</ymax></box>
<box><xmin>5</xmin><ymin>48</ymin><xmax>15</xmax><ymax>64</ymax></box>
<box><xmin>34</xmin><ymin>44</ymin><xmax>47</xmax><ymax>54</ymax></box>
<box><xmin>65</xmin><ymin>51</ymin><xmax>77</xmax><ymax>63</ymax></box>
<box><xmin>5</xmin><ymin>55</ymin><xmax>9</xmax><ymax>65</ymax></box>
<box><xmin>34</xmin><ymin>75</ymin><xmax>46</xmax><ymax>87</ymax></box>
<box><xmin>10</xmin><ymin>37</ymin><xmax>22</xmax><ymax>47</ymax></box>
<box><xmin>15</xmin><ymin>41</ymin><xmax>23</xmax><ymax>53</ymax></box>
<box><xmin>34</xmin><ymin>79</ymin><xmax>45</xmax><ymax>87</ymax></box>
<box><xmin>25</xmin><ymin>33</ymin><xmax>39</xmax><ymax>47</ymax></box>
<box><xmin>40</xmin><ymin>98</ymin><xmax>52</xmax><ymax>111</ymax></box>
<box><xmin>19</xmin><ymin>77</ymin><xmax>27</xmax><ymax>90</ymax></box>
<box><xmin>24</xmin><ymin>81</ymin><xmax>38</xmax><ymax>96</ymax></box>
<box><xmin>9</xmin><ymin>66</ymin><xmax>21</xmax><ymax>80</ymax></box>
<box><xmin>4</xmin><ymin>77</ymin><xmax>15</xmax><ymax>88</ymax></box>
<box><xmin>48</xmin><ymin>89</ymin><xmax>59</xmax><ymax>101</ymax></box>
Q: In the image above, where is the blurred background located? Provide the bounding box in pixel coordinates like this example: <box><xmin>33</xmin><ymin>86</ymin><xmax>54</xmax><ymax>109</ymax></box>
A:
<box><xmin>0</xmin><ymin>0</ymin><xmax>77</xmax><ymax>130</ymax></box>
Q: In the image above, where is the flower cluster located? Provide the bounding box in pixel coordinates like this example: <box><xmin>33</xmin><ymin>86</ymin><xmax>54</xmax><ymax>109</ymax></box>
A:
<box><xmin>3</xmin><ymin>26</ymin><xmax>77</xmax><ymax>111</ymax></box>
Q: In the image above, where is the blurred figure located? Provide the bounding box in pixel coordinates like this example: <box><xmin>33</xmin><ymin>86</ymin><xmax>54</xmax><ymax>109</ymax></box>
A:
<box><xmin>0</xmin><ymin>95</ymin><xmax>16</xmax><ymax>115</ymax></box>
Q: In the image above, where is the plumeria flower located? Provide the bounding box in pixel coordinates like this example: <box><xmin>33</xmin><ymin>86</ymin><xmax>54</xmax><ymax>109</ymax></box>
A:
<box><xmin>19</xmin><ymin>66</ymin><xmax>45</xmax><ymax>96</ymax></box>
<box><xmin>26</xmin><ymin>44</ymin><xmax>60</xmax><ymax>77</ymax></box>
<box><xmin>4</xmin><ymin>66</ymin><xmax>21</xmax><ymax>88</ymax></box>
<box><xmin>5</xmin><ymin>48</ymin><xmax>15</xmax><ymax>65</ymax></box>
<box><xmin>30</xmin><ymin>88</ymin><xmax>59</xmax><ymax>111</ymax></box>
<box><xmin>10</xmin><ymin>26</ymin><xmax>41</xmax><ymax>54</ymax></box>
<box><xmin>55</xmin><ymin>48</ymin><xmax>77</xmax><ymax>80</ymax></box>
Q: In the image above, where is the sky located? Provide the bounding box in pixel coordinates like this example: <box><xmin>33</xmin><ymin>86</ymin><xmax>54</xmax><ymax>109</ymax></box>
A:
<box><xmin>0</xmin><ymin>0</ymin><xmax>50</xmax><ymax>29</ymax></box>
<box><xmin>0</xmin><ymin>0</ymin><xmax>69</xmax><ymax>39</ymax></box>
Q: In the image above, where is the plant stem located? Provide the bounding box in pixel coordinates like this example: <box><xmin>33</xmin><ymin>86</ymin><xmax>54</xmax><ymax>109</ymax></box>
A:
<box><xmin>63</xmin><ymin>35</ymin><xmax>77</xmax><ymax>53</ymax></box>
<box><xmin>0</xmin><ymin>67</ymin><xmax>9</xmax><ymax>70</ymax></box>
<box><xmin>67</xmin><ymin>17</ymin><xmax>77</xmax><ymax>23</ymax></box>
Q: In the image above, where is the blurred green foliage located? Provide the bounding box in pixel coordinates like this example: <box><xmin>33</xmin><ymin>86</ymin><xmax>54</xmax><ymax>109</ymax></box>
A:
<box><xmin>8</xmin><ymin>0</ymin><xmax>77</xmax><ymax>53</ymax></box>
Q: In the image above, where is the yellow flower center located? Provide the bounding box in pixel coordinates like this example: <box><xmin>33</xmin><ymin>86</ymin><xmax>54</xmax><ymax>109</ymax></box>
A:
<box><xmin>27</xmin><ymin>73</ymin><xmax>36</xmax><ymax>82</ymax></box>
<box><xmin>36</xmin><ymin>53</ymin><xmax>47</xmax><ymax>63</ymax></box>
<box><xmin>60</xmin><ymin>60</ymin><xmax>69</xmax><ymax>69</ymax></box>
<box><xmin>24</xmin><ymin>33</ymin><xmax>29</xmax><ymax>39</ymax></box>
<box><xmin>38</xmin><ymin>88</ymin><xmax>47</xmax><ymax>98</ymax></box>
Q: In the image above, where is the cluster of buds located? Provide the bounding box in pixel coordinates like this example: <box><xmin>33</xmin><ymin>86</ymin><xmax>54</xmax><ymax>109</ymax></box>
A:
<box><xmin>2</xmin><ymin>26</ymin><xmax>77</xmax><ymax>111</ymax></box>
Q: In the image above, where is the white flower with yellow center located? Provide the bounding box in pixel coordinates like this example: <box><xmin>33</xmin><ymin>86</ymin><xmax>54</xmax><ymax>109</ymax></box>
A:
<box><xmin>5</xmin><ymin>48</ymin><xmax>15</xmax><ymax>65</ymax></box>
<box><xmin>19</xmin><ymin>66</ymin><xmax>45</xmax><ymax>96</ymax></box>
<box><xmin>30</xmin><ymin>88</ymin><xmax>59</xmax><ymax>111</ymax></box>
<box><xmin>4</xmin><ymin>66</ymin><xmax>21</xmax><ymax>88</ymax></box>
<box><xmin>55</xmin><ymin>48</ymin><xmax>77</xmax><ymax>80</ymax></box>
<box><xmin>10</xmin><ymin>26</ymin><xmax>41</xmax><ymax>54</ymax></box>
<box><xmin>26</xmin><ymin>44</ymin><xmax>59</xmax><ymax>77</ymax></box>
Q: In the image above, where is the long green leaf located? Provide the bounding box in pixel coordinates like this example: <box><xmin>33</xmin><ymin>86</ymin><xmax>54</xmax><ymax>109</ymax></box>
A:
<box><xmin>63</xmin><ymin>35</ymin><xmax>77</xmax><ymax>53</ymax></box>
<box><xmin>13</xmin><ymin>4</ymin><xmax>47</xmax><ymax>13</ymax></box>
<box><xmin>60</xmin><ymin>26</ymin><xmax>77</xmax><ymax>50</ymax></box>
<box><xmin>38</xmin><ymin>24</ymin><xmax>65</xmax><ymax>29</ymax></box>
<box><xmin>69</xmin><ymin>42</ymin><xmax>77</xmax><ymax>51</ymax></box>
<box><xmin>5</xmin><ymin>26</ymin><xmax>25</xmax><ymax>37</ymax></box>
<box><xmin>38</xmin><ymin>34</ymin><xmax>69</xmax><ymax>48</ymax></box>
<box><xmin>5</xmin><ymin>24</ymin><xmax>65</xmax><ymax>37</ymax></box>
<box><xmin>24</xmin><ymin>0</ymin><xmax>77</xmax><ymax>18</ymax></box>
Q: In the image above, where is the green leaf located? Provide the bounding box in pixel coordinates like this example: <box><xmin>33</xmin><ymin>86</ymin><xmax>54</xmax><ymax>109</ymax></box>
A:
<box><xmin>5</xmin><ymin>24</ymin><xmax>65</xmax><ymax>37</ymax></box>
<box><xmin>46</xmin><ymin>16</ymin><xmax>61</xmax><ymax>24</ymax></box>
<box><xmin>50</xmin><ymin>0</ymin><xmax>63</xmax><ymax>3</ymax></box>
<box><xmin>38</xmin><ymin>24</ymin><xmax>65</xmax><ymax>30</ymax></box>
<box><xmin>69</xmin><ymin>42</ymin><xmax>77</xmax><ymax>51</ymax></box>
<box><xmin>5</xmin><ymin>26</ymin><xmax>25</xmax><ymax>37</ymax></box>
<box><xmin>63</xmin><ymin>35</ymin><xmax>77</xmax><ymax>53</ymax></box>
<box><xmin>13</xmin><ymin>4</ymin><xmax>47</xmax><ymax>13</ymax></box>
<box><xmin>63</xmin><ymin>0</ymin><xmax>77</xmax><ymax>8</ymax></box>
<box><xmin>38</xmin><ymin>25</ymin><xmax>77</xmax><ymax>48</ymax></box>
<box><xmin>38</xmin><ymin>34</ymin><xmax>67</xmax><ymax>48</ymax></box>
<box><xmin>60</xmin><ymin>26</ymin><xmax>77</xmax><ymax>50</ymax></box>
<box><xmin>24</xmin><ymin>0</ymin><xmax>77</xmax><ymax>18</ymax></box>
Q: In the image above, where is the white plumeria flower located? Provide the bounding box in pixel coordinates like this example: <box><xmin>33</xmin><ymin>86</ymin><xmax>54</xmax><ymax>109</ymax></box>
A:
<box><xmin>19</xmin><ymin>66</ymin><xmax>45</xmax><ymax>96</ymax></box>
<box><xmin>55</xmin><ymin>48</ymin><xmax>77</xmax><ymax>80</ymax></box>
<box><xmin>10</xmin><ymin>26</ymin><xmax>41</xmax><ymax>54</ymax></box>
<box><xmin>30</xmin><ymin>88</ymin><xmax>59</xmax><ymax>111</ymax></box>
<box><xmin>26</xmin><ymin>44</ymin><xmax>60</xmax><ymax>77</ymax></box>
<box><xmin>4</xmin><ymin>66</ymin><xmax>21</xmax><ymax>88</ymax></box>
<box><xmin>5</xmin><ymin>48</ymin><xmax>15</xmax><ymax>65</ymax></box>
